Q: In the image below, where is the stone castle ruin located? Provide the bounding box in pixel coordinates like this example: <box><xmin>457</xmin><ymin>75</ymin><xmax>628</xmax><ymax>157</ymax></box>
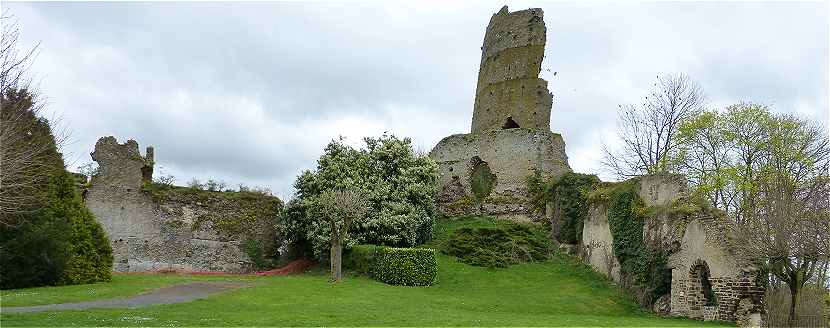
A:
<box><xmin>85</xmin><ymin>136</ymin><xmax>281</xmax><ymax>273</ymax></box>
<box><xmin>430</xmin><ymin>6</ymin><xmax>570</xmax><ymax>220</ymax></box>
<box><xmin>431</xmin><ymin>7</ymin><xmax>765</xmax><ymax>326</ymax></box>
<box><xmin>74</xmin><ymin>6</ymin><xmax>766</xmax><ymax>326</ymax></box>
<box><xmin>580</xmin><ymin>174</ymin><xmax>764</xmax><ymax>325</ymax></box>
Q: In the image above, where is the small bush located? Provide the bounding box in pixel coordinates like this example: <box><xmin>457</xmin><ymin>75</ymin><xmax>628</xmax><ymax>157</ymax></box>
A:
<box><xmin>343</xmin><ymin>244</ymin><xmax>379</xmax><ymax>275</ymax></box>
<box><xmin>344</xmin><ymin>245</ymin><xmax>437</xmax><ymax>286</ymax></box>
<box><xmin>444</xmin><ymin>222</ymin><xmax>551</xmax><ymax>268</ymax></box>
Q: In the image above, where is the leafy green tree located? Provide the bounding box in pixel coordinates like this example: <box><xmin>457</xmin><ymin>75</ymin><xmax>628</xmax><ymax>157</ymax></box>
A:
<box><xmin>280</xmin><ymin>134</ymin><xmax>439</xmax><ymax>261</ymax></box>
<box><xmin>676</xmin><ymin>103</ymin><xmax>830</xmax><ymax>325</ymax></box>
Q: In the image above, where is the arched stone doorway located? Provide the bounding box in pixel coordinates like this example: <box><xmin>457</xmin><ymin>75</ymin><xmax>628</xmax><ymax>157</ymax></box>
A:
<box><xmin>688</xmin><ymin>259</ymin><xmax>718</xmax><ymax>320</ymax></box>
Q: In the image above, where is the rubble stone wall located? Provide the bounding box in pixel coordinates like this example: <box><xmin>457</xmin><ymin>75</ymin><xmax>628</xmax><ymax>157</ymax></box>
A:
<box><xmin>579</xmin><ymin>174</ymin><xmax>764</xmax><ymax>326</ymax></box>
<box><xmin>429</xmin><ymin>128</ymin><xmax>570</xmax><ymax>220</ymax></box>
<box><xmin>669</xmin><ymin>218</ymin><xmax>765</xmax><ymax>323</ymax></box>
<box><xmin>85</xmin><ymin>136</ymin><xmax>281</xmax><ymax>273</ymax></box>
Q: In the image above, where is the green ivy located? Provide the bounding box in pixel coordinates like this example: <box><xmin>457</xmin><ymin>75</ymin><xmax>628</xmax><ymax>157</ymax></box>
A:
<box><xmin>344</xmin><ymin>245</ymin><xmax>437</xmax><ymax>286</ymax></box>
<box><xmin>602</xmin><ymin>180</ymin><xmax>671</xmax><ymax>304</ymax></box>
<box><xmin>525</xmin><ymin>171</ymin><xmax>600</xmax><ymax>244</ymax></box>
<box><xmin>243</xmin><ymin>238</ymin><xmax>273</xmax><ymax>271</ymax></box>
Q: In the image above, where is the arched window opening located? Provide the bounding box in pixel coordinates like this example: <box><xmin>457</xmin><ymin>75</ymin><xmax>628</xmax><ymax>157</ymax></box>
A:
<box><xmin>502</xmin><ymin>117</ymin><xmax>520</xmax><ymax>129</ymax></box>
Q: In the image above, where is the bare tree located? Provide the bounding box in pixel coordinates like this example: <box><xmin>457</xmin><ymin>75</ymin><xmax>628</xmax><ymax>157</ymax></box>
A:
<box><xmin>602</xmin><ymin>74</ymin><xmax>705</xmax><ymax>178</ymax></box>
<box><xmin>734</xmin><ymin>117</ymin><xmax>830</xmax><ymax>327</ymax></box>
<box><xmin>318</xmin><ymin>188</ymin><xmax>368</xmax><ymax>282</ymax></box>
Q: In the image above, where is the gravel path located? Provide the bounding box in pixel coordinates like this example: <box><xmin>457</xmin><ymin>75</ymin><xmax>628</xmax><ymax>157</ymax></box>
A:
<box><xmin>3</xmin><ymin>281</ymin><xmax>251</xmax><ymax>313</ymax></box>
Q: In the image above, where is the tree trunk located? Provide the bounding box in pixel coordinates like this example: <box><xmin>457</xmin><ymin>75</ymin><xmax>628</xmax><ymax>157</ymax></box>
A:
<box><xmin>788</xmin><ymin>282</ymin><xmax>799</xmax><ymax>327</ymax></box>
<box><xmin>330</xmin><ymin>239</ymin><xmax>343</xmax><ymax>282</ymax></box>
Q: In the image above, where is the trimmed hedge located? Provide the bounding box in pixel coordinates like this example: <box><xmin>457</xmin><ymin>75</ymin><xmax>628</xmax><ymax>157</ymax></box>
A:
<box><xmin>345</xmin><ymin>245</ymin><xmax>437</xmax><ymax>286</ymax></box>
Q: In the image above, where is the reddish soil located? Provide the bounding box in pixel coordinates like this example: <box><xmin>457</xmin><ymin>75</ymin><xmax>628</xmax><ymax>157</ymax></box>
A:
<box><xmin>255</xmin><ymin>259</ymin><xmax>315</xmax><ymax>276</ymax></box>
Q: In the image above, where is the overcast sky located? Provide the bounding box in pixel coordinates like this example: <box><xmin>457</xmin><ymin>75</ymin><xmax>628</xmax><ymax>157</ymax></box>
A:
<box><xmin>6</xmin><ymin>1</ymin><xmax>828</xmax><ymax>199</ymax></box>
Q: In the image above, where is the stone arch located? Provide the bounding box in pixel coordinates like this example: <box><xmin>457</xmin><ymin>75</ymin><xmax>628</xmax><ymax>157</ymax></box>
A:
<box><xmin>688</xmin><ymin>259</ymin><xmax>718</xmax><ymax>320</ymax></box>
<box><xmin>501</xmin><ymin>116</ymin><xmax>520</xmax><ymax>129</ymax></box>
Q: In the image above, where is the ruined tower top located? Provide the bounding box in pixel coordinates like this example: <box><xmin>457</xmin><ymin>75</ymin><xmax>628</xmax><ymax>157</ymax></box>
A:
<box><xmin>471</xmin><ymin>6</ymin><xmax>552</xmax><ymax>134</ymax></box>
<box><xmin>90</xmin><ymin>136</ymin><xmax>154</xmax><ymax>189</ymax></box>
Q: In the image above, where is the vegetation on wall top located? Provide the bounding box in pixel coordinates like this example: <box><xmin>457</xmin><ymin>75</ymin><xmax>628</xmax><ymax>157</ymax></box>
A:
<box><xmin>526</xmin><ymin>171</ymin><xmax>600</xmax><ymax>244</ymax></box>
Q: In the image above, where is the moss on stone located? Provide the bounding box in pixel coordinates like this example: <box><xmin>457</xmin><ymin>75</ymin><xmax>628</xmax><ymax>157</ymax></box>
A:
<box><xmin>141</xmin><ymin>182</ymin><xmax>282</xmax><ymax>238</ymax></box>
<box><xmin>470</xmin><ymin>159</ymin><xmax>496</xmax><ymax>201</ymax></box>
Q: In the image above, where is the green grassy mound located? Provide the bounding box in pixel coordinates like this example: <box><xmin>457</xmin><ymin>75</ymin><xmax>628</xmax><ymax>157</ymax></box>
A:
<box><xmin>0</xmin><ymin>216</ymin><xmax>730</xmax><ymax>327</ymax></box>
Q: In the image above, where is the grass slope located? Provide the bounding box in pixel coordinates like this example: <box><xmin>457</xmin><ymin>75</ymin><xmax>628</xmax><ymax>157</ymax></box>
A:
<box><xmin>0</xmin><ymin>217</ymin><xmax>730</xmax><ymax>327</ymax></box>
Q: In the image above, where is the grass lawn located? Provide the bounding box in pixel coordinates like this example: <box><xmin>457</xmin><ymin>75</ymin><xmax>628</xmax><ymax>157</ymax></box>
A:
<box><xmin>0</xmin><ymin>217</ymin><xmax>732</xmax><ymax>327</ymax></box>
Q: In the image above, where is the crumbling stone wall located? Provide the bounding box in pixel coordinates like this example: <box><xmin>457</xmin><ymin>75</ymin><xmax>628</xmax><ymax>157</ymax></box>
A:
<box><xmin>430</xmin><ymin>129</ymin><xmax>570</xmax><ymax>220</ymax></box>
<box><xmin>581</xmin><ymin>202</ymin><xmax>621</xmax><ymax>281</ymax></box>
<box><xmin>85</xmin><ymin>136</ymin><xmax>281</xmax><ymax>273</ymax></box>
<box><xmin>669</xmin><ymin>218</ymin><xmax>764</xmax><ymax>325</ymax></box>
<box><xmin>430</xmin><ymin>6</ymin><xmax>569</xmax><ymax>220</ymax></box>
<box><xmin>472</xmin><ymin>6</ymin><xmax>552</xmax><ymax>133</ymax></box>
<box><xmin>579</xmin><ymin>173</ymin><xmax>764</xmax><ymax>326</ymax></box>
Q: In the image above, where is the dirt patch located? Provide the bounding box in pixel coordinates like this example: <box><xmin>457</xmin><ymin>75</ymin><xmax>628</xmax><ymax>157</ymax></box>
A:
<box><xmin>255</xmin><ymin>259</ymin><xmax>315</xmax><ymax>276</ymax></box>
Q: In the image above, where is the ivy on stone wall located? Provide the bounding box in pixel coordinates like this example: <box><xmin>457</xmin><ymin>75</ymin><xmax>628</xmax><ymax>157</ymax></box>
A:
<box><xmin>525</xmin><ymin>171</ymin><xmax>599</xmax><ymax>244</ymax></box>
<box><xmin>592</xmin><ymin>180</ymin><xmax>672</xmax><ymax>305</ymax></box>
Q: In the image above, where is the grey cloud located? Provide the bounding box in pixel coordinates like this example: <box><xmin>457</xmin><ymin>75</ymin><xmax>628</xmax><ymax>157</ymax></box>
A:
<box><xmin>7</xmin><ymin>1</ymin><xmax>827</xmax><ymax>195</ymax></box>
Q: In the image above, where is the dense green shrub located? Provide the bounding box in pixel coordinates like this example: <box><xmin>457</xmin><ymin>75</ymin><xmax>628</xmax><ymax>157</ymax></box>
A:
<box><xmin>280</xmin><ymin>134</ymin><xmax>439</xmax><ymax>261</ymax></box>
<box><xmin>443</xmin><ymin>221</ymin><xmax>551</xmax><ymax>268</ymax></box>
<box><xmin>0</xmin><ymin>88</ymin><xmax>113</xmax><ymax>289</ymax></box>
<box><xmin>344</xmin><ymin>245</ymin><xmax>437</xmax><ymax>286</ymax></box>
<box><xmin>59</xmin><ymin>173</ymin><xmax>113</xmax><ymax>285</ymax></box>
<box><xmin>526</xmin><ymin>171</ymin><xmax>600</xmax><ymax>244</ymax></box>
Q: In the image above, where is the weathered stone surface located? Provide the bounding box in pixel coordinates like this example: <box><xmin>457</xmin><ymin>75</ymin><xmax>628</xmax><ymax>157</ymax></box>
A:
<box><xmin>581</xmin><ymin>202</ymin><xmax>621</xmax><ymax>281</ymax></box>
<box><xmin>638</xmin><ymin>173</ymin><xmax>688</xmax><ymax>207</ymax></box>
<box><xmin>471</xmin><ymin>6</ymin><xmax>552</xmax><ymax>134</ymax></box>
<box><xmin>581</xmin><ymin>174</ymin><xmax>764</xmax><ymax>325</ymax></box>
<box><xmin>90</xmin><ymin>136</ymin><xmax>153</xmax><ymax>189</ymax></box>
<box><xmin>86</xmin><ymin>136</ymin><xmax>281</xmax><ymax>273</ymax></box>
<box><xmin>668</xmin><ymin>218</ymin><xmax>764</xmax><ymax>323</ymax></box>
<box><xmin>429</xmin><ymin>6</ymin><xmax>569</xmax><ymax>220</ymax></box>
<box><xmin>430</xmin><ymin>128</ymin><xmax>570</xmax><ymax>220</ymax></box>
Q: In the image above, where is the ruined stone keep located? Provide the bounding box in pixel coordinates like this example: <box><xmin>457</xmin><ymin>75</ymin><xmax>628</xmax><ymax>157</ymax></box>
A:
<box><xmin>85</xmin><ymin>136</ymin><xmax>281</xmax><ymax>273</ymax></box>
<box><xmin>432</xmin><ymin>7</ymin><xmax>766</xmax><ymax>326</ymax></box>
<box><xmin>430</xmin><ymin>6</ymin><xmax>570</xmax><ymax>220</ymax></box>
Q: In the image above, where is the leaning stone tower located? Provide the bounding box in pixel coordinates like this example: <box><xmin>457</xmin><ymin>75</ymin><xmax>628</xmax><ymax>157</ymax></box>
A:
<box><xmin>429</xmin><ymin>6</ymin><xmax>570</xmax><ymax>221</ymax></box>
<box><xmin>471</xmin><ymin>6</ymin><xmax>552</xmax><ymax>133</ymax></box>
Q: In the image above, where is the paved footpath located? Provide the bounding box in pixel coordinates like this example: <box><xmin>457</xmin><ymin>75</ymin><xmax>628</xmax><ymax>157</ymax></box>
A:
<box><xmin>3</xmin><ymin>281</ymin><xmax>251</xmax><ymax>313</ymax></box>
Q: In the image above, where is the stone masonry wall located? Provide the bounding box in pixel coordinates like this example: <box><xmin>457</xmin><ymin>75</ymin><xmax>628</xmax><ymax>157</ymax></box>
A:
<box><xmin>669</xmin><ymin>218</ymin><xmax>765</xmax><ymax>324</ymax></box>
<box><xmin>580</xmin><ymin>174</ymin><xmax>764</xmax><ymax>326</ymax></box>
<box><xmin>85</xmin><ymin>136</ymin><xmax>281</xmax><ymax>273</ymax></box>
<box><xmin>430</xmin><ymin>6</ymin><xmax>568</xmax><ymax>221</ymax></box>
<box><xmin>430</xmin><ymin>128</ymin><xmax>570</xmax><ymax>220</ymax></box>
<box><xmin>471</xmin><ymin>6</ymin><xmax>552</xmax><ymax>134</ymax></box>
